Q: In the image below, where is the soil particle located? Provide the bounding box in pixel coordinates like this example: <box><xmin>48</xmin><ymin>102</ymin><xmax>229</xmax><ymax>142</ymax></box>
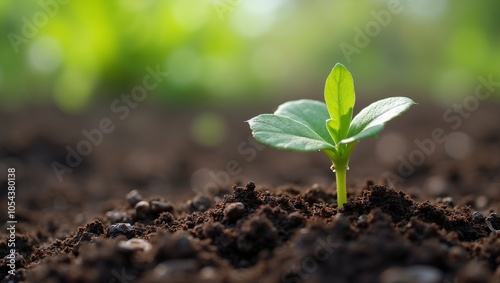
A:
<box><xmin>106</xmin><ymin>210</ymin><xmax>130</xmax><ymax>223</ymax></box>
<box><xmin>303</xmin><ymin>185</ymin><xmax>336</xmax><ymax>205</ymax></box>
<box><xmin>153</xmin><ymin>212</ymin><xmax>175</xmax><ymax>226</ymax></box>
<box><xmin>107</xmin><ymin>223</ymin><xmax>135</xmax><ymax>238</ymax></box>
<box><xmin>223</xmin><ymin>202</ymin><xmax>245</xmax><ymax>222</ymax></box>
<box><xmin>342</xmin><ymin>185</ymin><xmax>415</xmax><ymax>223</ymax></box>
<box><xmin>134</xmin><ymin>201</ymin><xmax>151</xmax><ymax>219</ymax></box>
<box><xmin>189</xmin><ymin>194</ymin><xmax>213</xmax><ymax>212</ymax></box>
<box><xmin>237</xmin><ymin>213</ymin><xmax>277</xmax><ymax>254</ymax></box>
<box><xmin>149</xmin><ymin>259</ymin><xmax>199</xmax><ymax>279</ymax></box>
<box><xmin>414</xmin><ymin>202</ymin><xmax>488</xmax><ymax>241</ymax></box>
<box><xmin>379</xmin><ymin>265</ymin><xmax>443</xmax><ymax>283</ymax></box>
<box><xmin>29</xmin><ymin>219</ymin><xmax>105</xmax><ymax>264</ymax></box>
<box><xmin>448</xmin><ymin>246</ymin><xmax>469</xmax><ymax>266</ymax></box>
<box><xmin>471</xmin><ymin>233</ymin><xmax>500</xmax><ymax>271</ymax></box>
<box><xmin>472</xmin><ymin>211</ymin><xmax>485</xmax><ymax>223</ymax></box>
<box><xmin>150</xmin><ymin>200</ymin><xmax>174</xmax><ymax>214</ymax></box>
<box><xmin>118</xmin><ymin>238</ymin><xmax>152</xmax><ymax>252</ymax></box>
<box><xmin>153</xmin><ymin>232</ymin><xmax>197</xmax><ymax>262</ymax></box>
<box><xmin>288</xmin><ymin>211</ymin><xmax>305</xmax><ymax>227</ymax></box>
<box><xmin>126</xmin><ymin>189</ymin><xmax>143</xmax><ymax>207</ymax></box>
<box><xmin>485</xmin><ymin>213</ymin><xmax>500</xmax><ymax>232</ymax></box>
<box><xmin>457</xmin><ymin>261</ymin><xmax>492</xmax><ymax>283</ymax></box>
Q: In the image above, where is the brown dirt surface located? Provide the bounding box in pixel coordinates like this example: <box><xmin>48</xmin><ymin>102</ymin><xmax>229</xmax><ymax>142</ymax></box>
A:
<box><xmin>1</xmin><ymin>100</ymin><xmax>500</xmax><ymax>282</ymax></box>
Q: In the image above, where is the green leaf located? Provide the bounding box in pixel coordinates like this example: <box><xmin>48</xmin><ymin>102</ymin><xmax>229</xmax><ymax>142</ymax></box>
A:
<box><xmin>247</xmin><ymin>114</ymin><xmax>335</xmax><ymax>152</ymax></box>
<box><xmin>345</xmin><ymin>97</ymin><xmax>416</xmax><ymax>142</ymax></box>
<box><xmin>340</xmin><ymin>125</ymin><xmax>384</xmax><ymax>144</ymax></box>
<box><xmin>274</xmin><ymin>99</ymin><xmax>335</xmax><ymax>145</ymax></box>
<box><xmin>324</xmin><ymin>63</ymin><xmax>355</xmax><ymax>144</ymax></box>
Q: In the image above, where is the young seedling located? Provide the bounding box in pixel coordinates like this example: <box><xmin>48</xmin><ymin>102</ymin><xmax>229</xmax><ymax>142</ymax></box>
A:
<box><xmin>247</xmin><ymin>63</ymin><xmax>416</xmax><ymax>207</ymax></box>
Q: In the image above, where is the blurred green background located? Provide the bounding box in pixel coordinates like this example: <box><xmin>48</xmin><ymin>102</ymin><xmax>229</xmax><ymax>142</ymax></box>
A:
<box><xmin>1</xmin><ymin>0</ymin><xmax>499</xmax><ymax>112</ymax></box>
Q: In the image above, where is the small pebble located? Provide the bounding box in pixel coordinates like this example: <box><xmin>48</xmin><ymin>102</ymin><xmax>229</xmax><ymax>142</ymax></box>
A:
<box><xmin>176</xmin><ymin>234</ymin><xmax>196</xmax><ymax>257</ymax></box>
<box><xmin>126</xmin><ymin>189</ymin><xmax>143</xmax><ymax>207</ymax></box>
<box><xmin>357</xmin><ymin>215</ymin><xmax>368</xmax><ymax>226</ymax></box>
<box><xmin>118</xmin><ymin>238</ymin><xmax>152</xmax><ymax>252</ymax></box>
<box><xmin>299</xmin><ymin>227</ymin><xmax>309</xmax><ymax>235</ymax></box>
<box><xmin>107</xmin><ymin>223</ymin><xmax>134</xmax><ymax>238</ymax></box>
<box><xmin>224</xmin><ymin>202</ymin><xmax>245</xmax><ymax>222</ymax></box>
<box><xmin>155</xmin><ymin>212</ymin><xmax>175</xmax><ymax>224</ymax></box>
<box><xmin>457</xmin><ymin>261</ymin><xmax>492</xmax><ymax>283</ymax></box>
<box><xmin>380</xmin><ymin>265</ymin><xmax>443</xmax><ymax>283</ymax></box>
<box><xmin>106</xmin><ymin>210</ymin><xmax>128</xmax><ymax>223</ymax></box>
<box><xmin>425</xmin><ymin>176</ymin><xmax>449</xmax><ymax>196</ymax></box>
<box><xmin>190</xmin><ymin>194</ymin><xmax>212</xmax><ymax>211</ymax></box>
<box><xmin>152</xmin><ymin>259</ymin><xmax>198</xmax><ymax>278</ymax></box>
<box><xmin>437</xmin><ymin>196</ymin><xmax>454</xmax><ymax>207</ymax></box>
<box><xmin>288</xmin><ymin>211</ymin><xmax>304</xmax><ymax>227</ymax></box>
<box><xmin>246</xmin><ymin>181</ymin><xmax>256</xmax><ymax>191</ymax></box>
<box><xmin>135</xmin><ymin>200</ymin><xmax>151</xmax><ymax>219</ymax></box>
<box><xmin>475</xmin><ymin>195</ymin><xmax>488</xmax><ymax>209</ymax></box>
<box><xmin>199</xmin><ymin>266</ymin><xmax>218</xmax><ymax>280</ymax></box>
<box><xmin>238</xmin><ymin>216</ymin><xmax>277</xmax><ymax>253</ymax></box>
<box><xmin>472</xmin><ymin>211</ymin><xmax>484</xmax><ymax>223</ymax></box>
<box><xmin>151</xmin><ymin>200</ymin><xmax>173</xmax><ymax>214</ymax></box>
<box><xmin>448</xmin><ymin>246</ymin><xmax>468</xmax><ymax>264</ymax></box>
<box><xmin>486</xmin><ymin>213</ymin><xmax>500</xmax><ymax>232</ymax></box>
<box><xmin>486</xmin><ymin>213</ymin><xmax>498</xmax><ymax>222</ymax></box>
<box><xmin>156</xmin><ymin>233</ymin><xmax>197</xmax><ymax>261</ymax></box>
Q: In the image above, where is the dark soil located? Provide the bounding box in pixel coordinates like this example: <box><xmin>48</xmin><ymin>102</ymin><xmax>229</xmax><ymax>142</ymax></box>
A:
<box><xmin>1</xmin><ymin>101</ymin><xmax>500</xmax><ymax>283</ymax></box>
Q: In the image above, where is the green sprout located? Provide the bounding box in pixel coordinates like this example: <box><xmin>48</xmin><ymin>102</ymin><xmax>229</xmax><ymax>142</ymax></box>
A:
<box><xmin>247</xmin><ymin>63</ymin><xmax>416</xmax><ymax>207</ymax></box>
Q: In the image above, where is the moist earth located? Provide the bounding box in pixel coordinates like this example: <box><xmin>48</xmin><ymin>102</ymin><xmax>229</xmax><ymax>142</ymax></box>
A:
<box><xmin>1</xmin><ymin>102</ymin><xmax>500</xmax><ymax>283</ymax></box>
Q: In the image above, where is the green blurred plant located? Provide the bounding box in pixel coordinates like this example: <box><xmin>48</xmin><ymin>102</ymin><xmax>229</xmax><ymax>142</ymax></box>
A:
<box><xmin>1</xmin><ymin>1</ymin><xmax>499</xmax><ymax>111</ymax></box>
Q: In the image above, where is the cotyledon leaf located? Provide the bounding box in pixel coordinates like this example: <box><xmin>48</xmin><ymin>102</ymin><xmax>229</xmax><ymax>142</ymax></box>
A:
<box><xmin>340</xmin><ymin>124</ymin><xmax>384</xmax><ymax>144</ymax></box>
<box><xmin>347</xmin><ymin>97</ymin><xmax>416</xmax><ymax>140</ymax></box>
<box><xmin>274</xmin><ymin>99</ymin><xmax>335</xmax><ymax>145</ymax></box>
<box><xmin>247</xmin><ymin>114</ymin><xmax>335</xmax><ymax>152</ymax></box>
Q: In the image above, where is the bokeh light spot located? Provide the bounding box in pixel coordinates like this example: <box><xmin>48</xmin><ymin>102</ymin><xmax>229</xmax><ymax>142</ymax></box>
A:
<box><xmin>120</xmin><ymin>0</ymin><xmax>156</xmax><ymax>10</ymax></box>
<box><xmin>190</xmin><ymin>112</ymin><xmax>227</xmax><ymax>147</ymax></box>
<box><xmin>230</xmin><ymin>6</ymin><xmax>276</xmax><ymax>38</ymax></box>
<box><xmin>54</xmin><ymin>70</ymin><xmax>94</xmax><ymax>113</ymax></box>
<box><xmin>406</xmin><ymin>0</ymin><xmax>448</xmax><ymax>20</ymax></box>
<box><xmin>449</xmin><ymin>27</ymin><xmax>489</xmax><ymax>68</ymax></box>
<box><xmin>241</xmin><ymin>0</ymin><xmax>287</xmax><ymax>15</ymax></box>
<box><xmin>171</xmin><ymin>1</ymin><xmax>209</xmax><ymax>32</ymax></box>
<box><xmin>376</xmin><ymin>132</ymin><xmax>408</xmax><ymax>164</ymax></box>
<box><xmin>435</xmin><ymin>69</ymin><xmax>475</xmax><ymax>101</ymax></box>
<box><xmin>203</xmin><ymin>55</ymin><xmax>241</xmax><ymax>97</ymax></box>
<box><xmin>166</xmin><ymin>47</ymin><xmax>202</xmax><ymax>86</ymax></box>
<box><xmin>251</xmin><ymin>44</ymin><xmax>293</xmax><ymax>85</ymax></box>
<box><xmin>28</xmin><ymin>36</ymin><xmax>63</xmax><ymax>73</ymax></box>
<box><xmin>444</xmin><ymin>131</ymin><xmax>473</xmax><ymax>159</ymax></box>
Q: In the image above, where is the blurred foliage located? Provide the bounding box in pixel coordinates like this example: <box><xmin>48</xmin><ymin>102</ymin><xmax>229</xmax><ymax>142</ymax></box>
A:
<box><xmin>0</xmin><ymin>0</ymin><xmax>499</xmax><ymax>112</ymax></box>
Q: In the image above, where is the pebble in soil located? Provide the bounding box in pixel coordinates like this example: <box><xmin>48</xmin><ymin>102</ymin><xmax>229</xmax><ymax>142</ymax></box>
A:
<box><xmin>126</xmin><ymin>189</ymin><xmax>143</xmax><ymax>207</ymax></box>
<box><xmin>108</xmin><ymin>223</ymin><xmax>135</xmax><ymax>238</ymax></box>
